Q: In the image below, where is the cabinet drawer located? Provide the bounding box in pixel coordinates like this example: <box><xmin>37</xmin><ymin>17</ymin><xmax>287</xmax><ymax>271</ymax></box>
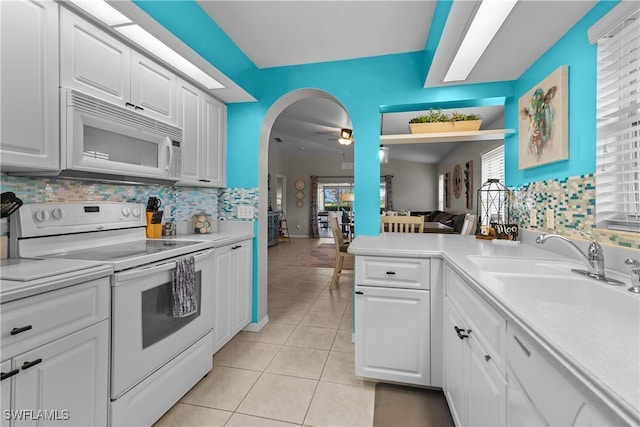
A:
<box><xmin>356</xmin><ymin>257</ymin><xmax>429</xmax><ymax>290</ymax></box>
<box><xmin>1</xmin><ymin>277</ymin><xmax>110</xmax><ymax>360</ymax></box>
<box><xmin>446</xmin><ymin>266</ymin><xmax>505</xmax><ymax>371</ymax></box>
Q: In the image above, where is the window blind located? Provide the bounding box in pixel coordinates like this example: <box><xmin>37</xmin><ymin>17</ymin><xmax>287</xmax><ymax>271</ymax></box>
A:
<box><xmin>481</xmin><ymin>145</ymin><xmax>505</xmax><ymax>185</ymax></box>
<box><xmin>595</xmin><ymin>7</ymin><xmax>639</xmax><ymax>233</ymax></box>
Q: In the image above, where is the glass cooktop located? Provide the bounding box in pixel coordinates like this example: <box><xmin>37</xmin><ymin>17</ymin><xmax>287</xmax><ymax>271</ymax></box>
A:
<box><xmin>54</xmin><ymin>239</ymin><xmax>203</xmax><ymax>262</ymax></box>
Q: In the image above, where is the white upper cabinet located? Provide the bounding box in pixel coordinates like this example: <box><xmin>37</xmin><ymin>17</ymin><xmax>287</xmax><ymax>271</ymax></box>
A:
<box><xmin>60</xmin><ymin>8</ymin><xmax>176</xmax><ymax>125</ymax></box>
<box><xmin>177</xmin><ymin>78</ymin><xmax>203</xmax><ymax>183</ymax></box>
<box><xmin>0</xmin><ymin>0</ymin><xmax>59</xmax><ymax>171</ymax></box>
<box><xmin>176</xmin><ymin>78</ymin><xmax>226</xmax><ymax>187</ymax></box>
<box><xmin>202</xmin><ymin>94</ymin><xmax>226</xmax><ymax>187</ymax></box>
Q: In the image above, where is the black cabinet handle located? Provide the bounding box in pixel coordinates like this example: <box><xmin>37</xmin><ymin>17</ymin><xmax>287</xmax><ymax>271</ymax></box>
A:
<box><xmin>21</xmin><ymin>359</ymin><xmax>42</xmax><ymax>370</ymax></box>
<box><xmin>1</xmin><ymin>369</ymin><xmax>19</xmax><ymax>381</ymax></box>
<box><xmin>454</xmin><ymin>326</ymin><xmax>469</xmax><ymax>340</ymax></box>
<box><xmin>134</xmin><ymin>105</ymin><xmax>144</xmax><ymax>111</ymax></box>
<box><xmin>125</xmin><ymin>102</ymin><xmax>135</xmax><ymax>108</ymax></box>
<box><xmin>231</xmin><ymin>245</ymin><xmax>242</xmax><ymax>250</ymax></box>
<box><xmin>385</xmin><ymin>271</ymin><xmax>396</xmax><ymax>275</ymax></box>
<box><xmin>199</xmin><ymin>179</ymin><xmax>211</xmax><ymax>183</ymax></box>
<box><xmin>10</xmin><ymin>325</ymin><xmax>32</xmax><ymax>335</ymax></box>
<box><xmin>355</xmin><ymin>291</ymin><xmax>364</xmax><ymax>295</ymax></box>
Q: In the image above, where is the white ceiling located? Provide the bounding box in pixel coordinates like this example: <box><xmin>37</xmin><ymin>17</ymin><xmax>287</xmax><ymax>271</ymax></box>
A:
<box><xmin>196</xmin><ymin>0</ymin><xmax>597</xmax><ymax>163</ymax></box>
<box><xmin>197</xmin><ymin>1</ymin><xmax>435</xmax><ymax>69</ymax></box>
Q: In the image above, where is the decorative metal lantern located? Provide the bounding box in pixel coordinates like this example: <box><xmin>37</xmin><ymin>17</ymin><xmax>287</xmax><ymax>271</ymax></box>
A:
<box><xmin>476</xmin><ymin>179</ymin><xmax>510</xmax><ymax>232</ymax></box>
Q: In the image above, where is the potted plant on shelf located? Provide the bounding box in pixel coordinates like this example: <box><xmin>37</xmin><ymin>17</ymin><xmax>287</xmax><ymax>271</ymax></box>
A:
<box><xmin>409</xmin><ymin>109</ymin><xmax>482</xmax><ymax>134</ymax></box>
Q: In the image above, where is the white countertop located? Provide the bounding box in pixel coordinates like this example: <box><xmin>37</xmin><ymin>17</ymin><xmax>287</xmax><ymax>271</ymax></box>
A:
<box><xmin>348</xmin><ymin>233</ymin><xmax>640</xmax><ymax>424</ymax></box>
<box><xmin>1</xmin><ymin>260</ymin><xmax>113</xmax><ymax>304</ymax></box>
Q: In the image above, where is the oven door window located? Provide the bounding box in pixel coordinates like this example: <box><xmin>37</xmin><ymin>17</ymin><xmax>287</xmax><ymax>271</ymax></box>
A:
<box><xmin>141</xmin><ymin>271</ymin><xmax>202</xmax><ymax>348</ymax></box>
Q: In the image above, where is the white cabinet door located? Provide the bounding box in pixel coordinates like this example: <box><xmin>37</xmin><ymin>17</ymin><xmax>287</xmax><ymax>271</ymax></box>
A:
<box><xmin>1</xmin><ymin>360</ymin><xmax>13</xmax><ymax>427</ymax></box>
<box><xmin>355</xmin><ymin>286</ymin><xmax>430</xmax><ymax>385</ymax></box>
<box><xmin>468</xmin><ymin>334</ymin><xmax>507</xmax><ymax>427</ymax></box>
<box><xmin>0</xmin><ymin>0</ymin><xmax>59</xmax><ymax>171</ymax></box>
<box><xmin>130</xmin><ymin>51</ymin><xmax>177</xmax><ymax>124</ymax></box>
<box><xmin>213</xmin><ymin>239</ymin><xmax>253</xmax><ymax>354</ymax></box>
<box><xmin>232</xmin><ymin>241</ymin><xmax>252</xmax><ymax>332</ymax></box>
<box><xmin>60</xmin><ymin>8</ymin><xmax>130</xmax><ymax>105</ymax></box>
<box><xmin>60</xmin><ymin>9</ymin><xmax>176</xmax><ymax>125</ymax></box>
<box><xmin>213</xmin><ymin>244</ymin><xmax>233</xmax><ymax>353</ymax></box>
<box><xmin>13</xmin><ymin>321</ymin><xmax>109</xmax><ymax>427</ymax></box>
<box><xmin>177</xmin><ymin>78</ymin><xmax>203</xmax><ymax>184</ymax></box>
<box><xmin>444</xmin><ymin>294</ymin><xmax>507</xmax><ymax>427</ymax></box>
<box><xmin>202</xmin><ymin>95</ymin><xmax>226</xmax><ymax>187</ymax></box>
<box><xmin>443</xmin><ymin>300</ymin><xmax>466</xmax><ymax>426</ymax></box>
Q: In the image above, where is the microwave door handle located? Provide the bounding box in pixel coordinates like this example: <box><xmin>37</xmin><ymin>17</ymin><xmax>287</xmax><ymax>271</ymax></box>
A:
<box><xmin>163</xmin><ymin>137</ymin><xmax>173</xmax><ymax>173</ymax></box>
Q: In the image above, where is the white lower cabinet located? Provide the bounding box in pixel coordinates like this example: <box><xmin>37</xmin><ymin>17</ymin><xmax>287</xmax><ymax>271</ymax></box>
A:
<box><xmin>12</xmin><ymin>322</ymin><xmax>109</xmax><ymax>427</ymax></box>
<box><xmin>443</xmin><ymin>266</ymin><xmax>507</xmax><ymax>427</ymax></box>
<box><xmin>1</xmin><ymin>360</ymin><xmax>11</xmax><ymax>427</ymax></box>
<box><xmin>213</xmin><ymin>239</ymin><xmax>252</xmax><ymax>353</ymax></box>
<box><xmin>355</xmin><ymin>286</ymin><xmax>430</xmax><ymax>385</ymax></box>
<box><xmin>354</xmin><ymin>256</ymin><xmax>432</xmax><ymax>386</ymax></box>
<box><xmin>1</xmin><ymin>278</ymin><xmax>110</xmax><ymax>427</ymax></box>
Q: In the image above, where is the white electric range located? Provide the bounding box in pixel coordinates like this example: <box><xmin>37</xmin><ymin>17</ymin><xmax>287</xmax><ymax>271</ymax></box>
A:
<box><xmin>9</xmin><ymin>202</ymin><xmax>216</xmax><ymax>426</ymax></box>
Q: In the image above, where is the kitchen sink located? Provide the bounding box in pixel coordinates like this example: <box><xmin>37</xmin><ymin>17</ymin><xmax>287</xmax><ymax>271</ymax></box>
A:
<box><xmin>467</xmin><ymin>255</ymin><xmax>578</xmax><ymax>276</ymax></box>
<box><xmin>491</xmin><ymin>273</ymin><xmax>637</xmax><ymax>310</ymax></box>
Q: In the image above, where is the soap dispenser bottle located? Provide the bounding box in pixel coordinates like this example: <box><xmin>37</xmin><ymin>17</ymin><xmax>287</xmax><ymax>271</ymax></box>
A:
<box><xmin>625</xmin><ymin>259</ymin><xmax>640</xmax><ymax>294</ymax></box>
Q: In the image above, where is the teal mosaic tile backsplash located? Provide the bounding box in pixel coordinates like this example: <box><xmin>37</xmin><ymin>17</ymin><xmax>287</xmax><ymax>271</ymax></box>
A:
<box><xmin>511</xmin><ymin>174</ymin><xmax>639</xmax><ymax>250</ymax></box>
<box><xmin>0</xmin><ymin>175</ymin><xmax>258</xmax><ymax>222</ymax></box>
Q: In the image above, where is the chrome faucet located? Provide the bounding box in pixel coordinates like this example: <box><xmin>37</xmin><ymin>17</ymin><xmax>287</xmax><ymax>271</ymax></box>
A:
<box><xmin>535</xmin><ymin>233</ymin><xmax>625</xmax><ymax>286</ymax></box>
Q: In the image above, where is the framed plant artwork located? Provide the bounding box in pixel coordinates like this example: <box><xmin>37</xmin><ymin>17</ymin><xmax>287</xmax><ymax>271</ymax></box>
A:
<box><xmin>518</xmin><ymin>65</ymin><xmax>569</xmax><ymax>169</ymax></box>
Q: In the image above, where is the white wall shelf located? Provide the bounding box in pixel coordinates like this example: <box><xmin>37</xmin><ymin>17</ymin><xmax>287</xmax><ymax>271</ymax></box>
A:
<box><xmin>380</xmin><ymin>129</ymin><xmax>515</xmax><ymax>145</ymax></box>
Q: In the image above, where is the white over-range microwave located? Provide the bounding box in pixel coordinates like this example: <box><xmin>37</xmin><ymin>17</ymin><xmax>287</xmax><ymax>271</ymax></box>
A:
<box><xmin>59</xmin><ymin>88</ymin><xmax>182</xmax><ymax>183</ymax></box>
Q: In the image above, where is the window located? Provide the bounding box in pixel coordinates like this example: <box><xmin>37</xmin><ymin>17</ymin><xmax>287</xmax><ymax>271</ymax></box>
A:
<box><xmin>481</xmin><ymin>145</ymin><xmax>505</xmax><ymax>185</ymax></box>
<box><xmin>593</xmin><ymin>4</ymin><xmax>639</xmax><ymax>232</ymax></box>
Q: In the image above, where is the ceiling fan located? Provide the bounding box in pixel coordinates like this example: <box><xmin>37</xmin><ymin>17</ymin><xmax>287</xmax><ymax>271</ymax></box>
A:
<box><xmin>319</xmin><ymin>128</ymin><xmax>354</xmax><ymax>145</ymax></box>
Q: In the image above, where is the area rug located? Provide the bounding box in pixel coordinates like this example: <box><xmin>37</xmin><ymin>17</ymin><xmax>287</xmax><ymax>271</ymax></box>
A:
<box><xmin>373</xmin><ymin>383</ymin><xmax>454</xmax><ymax>427</ymax></box>
<box><xmin>292</xmin><ymin>243</ymin><xmax>354</xmax><ymax>269</ymax></box>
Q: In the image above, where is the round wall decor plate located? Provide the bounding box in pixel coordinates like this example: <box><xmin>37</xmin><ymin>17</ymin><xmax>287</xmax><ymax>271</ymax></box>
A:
<box><xmin>296</xmin><ymin>200</ymin><xmax>304</xmax><ymax>208</ymax></box>
<box><xmin>295</xmin><ymin>179</ymin><xmax>306</xmax><ymax>190</ymax></box>
<box><xmin>295</xmin><ymin>190</ymin><xmax>304</xmax><ymax>200</ymax></box>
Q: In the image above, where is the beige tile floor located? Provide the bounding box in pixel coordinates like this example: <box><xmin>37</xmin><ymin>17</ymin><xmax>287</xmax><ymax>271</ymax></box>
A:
<box><xmin>154</xmin><ymin>238</ymin><xmax>375</xmax><ymax>427</ymax></box>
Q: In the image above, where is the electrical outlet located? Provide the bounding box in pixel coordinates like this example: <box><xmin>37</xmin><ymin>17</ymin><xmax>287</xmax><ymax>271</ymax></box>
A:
<box><xmin>529</xmin><ymin>208</ymin><xmax>537</xmax><ymax>227</ymax></box>
<box><xmin>237</xmin><ymin>205</ymin><xmax>254</xmax><ymax>219</ymax></box>
<box><xmin>546</xmin><ymin>208</ymin><xmax>555</xmax><ymax>229</ymax></box>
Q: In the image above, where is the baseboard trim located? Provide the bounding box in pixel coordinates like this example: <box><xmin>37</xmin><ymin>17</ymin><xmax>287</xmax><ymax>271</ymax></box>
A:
<box><xmin>243</xmin><ymin>315</ymin><xmax>269</xmax><ymax>332</ymax></box>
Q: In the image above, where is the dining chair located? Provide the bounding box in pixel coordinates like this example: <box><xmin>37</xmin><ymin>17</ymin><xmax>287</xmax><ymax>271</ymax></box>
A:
<box><xmin>328</xmin><ymin>212</ymin><xmax>354</xmax><ymax>290</ymax></box>
<box><xmin>380</xmin><ymin>215</ymin><xmax>424</xmax><ymax>233</ymax></box>
<box><xmin>460</xmin><ymin>214</ymin><xmax>477</xmax><ymax>235</ymax></box>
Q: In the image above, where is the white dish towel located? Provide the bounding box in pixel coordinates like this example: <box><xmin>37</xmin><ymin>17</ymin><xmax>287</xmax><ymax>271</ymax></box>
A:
<box><xmin>172</xmin><ymin>256</ymin><xmax>198</xmax><ymax>318</ymax></box>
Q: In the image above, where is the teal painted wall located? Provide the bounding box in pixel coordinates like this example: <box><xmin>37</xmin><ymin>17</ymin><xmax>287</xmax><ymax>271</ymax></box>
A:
<box><xmin>135</xmin><ymin>1</ymin><xmax>624</xmax><ymax>323</ymax></box>
<box><xmin>505</xmin><ymin>0</ymin><xmax>619</xmax><ymax>187</ymax></box>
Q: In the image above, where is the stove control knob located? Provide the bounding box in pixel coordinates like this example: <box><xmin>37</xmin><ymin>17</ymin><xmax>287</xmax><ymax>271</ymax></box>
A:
<box><xmin>51</xmin><ymin>207</ymin><xmax>64</xmax><ymax>220</ymax></box>
<box><xmin>132</xmin><ymin>207</ymin><xmax>141</xmax><ymax>217</ymax></box>
<box><xmin>34</xmin><ymin>210</ymin><xmax>49</xmax><ymax>222</ymax></box>
<box><xmin>122</xmin><ymin>207</ymin><xmax>131</xmax><ymax>217</ymax></box>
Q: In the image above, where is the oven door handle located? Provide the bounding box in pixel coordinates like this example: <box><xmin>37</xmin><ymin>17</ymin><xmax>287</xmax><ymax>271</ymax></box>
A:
<box><xmin>115</xmin><ymin>249</ymin><xmax>215</xmax><ymax>283</ymax></box>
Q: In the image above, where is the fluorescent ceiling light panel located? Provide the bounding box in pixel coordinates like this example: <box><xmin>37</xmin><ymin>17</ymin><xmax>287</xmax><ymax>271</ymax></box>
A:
<box><xmin>70</xmin><ymin>0</ymin><xmax>224</xmax><ymax>90</ymax></box>
<box><xmin>68</xmin><ymin>0</ymin><xmax>132</xmax><ymax>26</ymax></box>
<box><xmin>444</xmin><ymin>0</ymin><xmax>518</xmax><ymax>82</ymax></box>
<box><xmin>115</xmin><ymin>25</ymin><xmax>224</xmax><ymax>90</ymax></box>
